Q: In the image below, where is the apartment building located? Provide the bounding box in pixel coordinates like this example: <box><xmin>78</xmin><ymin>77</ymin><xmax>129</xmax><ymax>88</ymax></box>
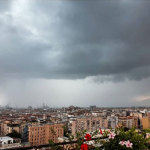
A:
<box><xmin>142</xmin><ymin>116</ymin><xmax>150</xmax><ymax>129</ymax></box>
<box><xmin>107</xmin><ymin>116</ymin><xmax>118</xmax><ymax>129</ymax></box>
<box><xmin>28</xmin><ymin>123</ymin><xmax>64</xmax><ymax>146</ymax></box>
<box><xmin>0</xmin><ymin>120</ymin><xmax>28</xmax><ymax>136</ymax></box>
<box><xmin>7</xmin><ymin>124</ymin><xmax>20</xmax><ymax>134</ymax></box>
<box><xmin>71</xmin><ymin>116</ymin><xmax>108</xmax><ymax>136</ymax></box>
<box><xmin>130</xmin><ymin>112</ymin><xmax>143</xmax><ymax>126</ymax></box>
<box><xmin>1</xmin><ymin>121</ymin><xmax>13</xmax><ymax>135</ymax></box>
<box><xmin>118</xmin><ymin>116</ymin><xmax>138</xmax><ymax>128</ymax></box>
<box><xmin>20</xmin><ymin>121</ymin><xmax>27</xmax><ymax>135</ymax></box>
<box><xmin>92</xmin><ymin>111</ymin><xmax>103</xmax><ymax>117</ymax></box>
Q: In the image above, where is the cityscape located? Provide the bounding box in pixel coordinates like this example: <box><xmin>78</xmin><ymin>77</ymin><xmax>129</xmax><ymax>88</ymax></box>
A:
<box><xmin>1</xmin><ymin>0</ymin><xmax>150</xmax><ymax>149</ymax></box>
<box><xmin>0</xmin><ymin>105</ymin><xmax>150</xmax><ymax>149</ymax></box>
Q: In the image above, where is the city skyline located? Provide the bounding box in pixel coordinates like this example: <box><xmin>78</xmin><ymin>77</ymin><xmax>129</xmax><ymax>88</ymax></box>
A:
<box><xmin>0</xmin><ymin>1</ymin><xmax>150</xmax><ymax>107</ymax></box>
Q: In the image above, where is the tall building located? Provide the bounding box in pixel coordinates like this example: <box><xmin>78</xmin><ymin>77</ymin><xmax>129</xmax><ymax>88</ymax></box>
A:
<box><xmin>1</xmin><ymin>121</ymin><xmax>20</xmax><ymax>136</ymax></box>
<box><xmin>90</xmin><ymin>105</ymin><xmax>96</xmax><ymax>110</ymax></box>
<box><xmin>71</xmin><ymin>117</ymin><xmax>108</xmax><ymax>136</ymax></box>
<box><xmin>107</xmin><ymin>116</ymin><xmax>118</xmax><ymax>129</ymax></box>
<box><xmin>130</xmin><ymin>112</ymin><xmax>143</xmax><ymax>126</ymax></box>
<box><xmin>28</xmin><ymin>123</ymin><xmax>64</xmax><ymax>146</ymax></box>
<box><xmin>118</xmin><ymin>116</ymin><xmax>138</xmax><ymax>128</ymax></box>
<box><xmin>142</xmin><ymin>116</ymin><xmax>150</xmax><ymax>129</ymax></box>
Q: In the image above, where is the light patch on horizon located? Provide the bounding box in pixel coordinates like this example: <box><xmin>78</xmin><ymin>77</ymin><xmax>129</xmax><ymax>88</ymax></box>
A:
<box><xmin>134</xmin><ymin>96</ymin><xmax>150</xmax><ymax>102</ymax></box>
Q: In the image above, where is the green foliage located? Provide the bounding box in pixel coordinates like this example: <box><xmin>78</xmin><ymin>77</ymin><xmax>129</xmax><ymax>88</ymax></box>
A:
<box><xmin>62</xmin><ymin>125</ymin><xmax>68</xmax><ymax>137</ymax></box>
<box><xmin>124</xmin><ymin>127</ymin><xmax>129</xmax><ymax>132</ymax></box>
<box><xmin>50</xmin><ymin>127</ymin><xmax>56</xmax><ymax>135</ymax></box>
<box><xmin>101</xmin><ymin>127</ymin><xmax>150</xmax><ymax>150</ymax></box>
<box><xmin>6</xmin><ymin>130</ymin><xmax>21</xmax><ymax>138</ymax></box>
<box><xmin>143</xmin><ymin>128</ymin><xmax>150</xmax><ymax>133</ymax></box>
<box><xmin>67</xmin><ymin>127</ymin><xmax>150</xmax><ymax>150</ymax></box>
<box><xmin>49</xmin><ymin>140</ymin><xmax>55</xmax><ymax>148</ymax></box>
<box><xmin>49</xmin><ymin>140</ymin><xmax>62</xmax><ymax>150</ymax></box>
<box><xmin>50</xmin><ymin>125</ymin><xmax>150</xmax><ymax>150</ymax></box>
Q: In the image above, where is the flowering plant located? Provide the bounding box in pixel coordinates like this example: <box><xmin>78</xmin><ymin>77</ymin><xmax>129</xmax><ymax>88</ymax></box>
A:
<box><xmin>74</xmin><ymin>127</ymin><xmax>150</xmax><ymax>150</ymax></box>
<box><xmin>60</xmin><ymin>126</ymin><xmax>150</xmax><ymax>150</ymax></box>
<box><xmin>98</xmin><ymin>127</ymin><xmax>150</xmax><ymax>150</ymax></box>
<box><xmin>81</xmin><ymin>144</ymin><xmax>88</xmax><ymax>150</ymax></box>
<box><xmin>84</xmin><ymin>134</ymin><xmax>92</xmax><ymax>141</ymax></box>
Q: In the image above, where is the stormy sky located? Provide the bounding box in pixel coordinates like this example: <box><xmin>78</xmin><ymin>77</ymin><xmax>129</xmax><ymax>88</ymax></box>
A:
<box><xmin>0</xmin><ymin>0</ymin><xmax>150</xmax><ymax>108</ymax></box>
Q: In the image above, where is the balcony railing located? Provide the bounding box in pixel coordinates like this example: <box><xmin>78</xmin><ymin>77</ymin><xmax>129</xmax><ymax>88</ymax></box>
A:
<box><xmin>7</xmin><ymin>136</ymin><xmax>107</xmax><ymax>150</ymax></box>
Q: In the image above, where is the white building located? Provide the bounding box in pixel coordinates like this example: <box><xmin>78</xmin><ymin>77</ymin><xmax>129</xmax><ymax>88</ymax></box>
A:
<box><xmin>0</xmin><ymin>136</ymin><xmax>21</xmax><ymax>149</ymax></box>
<box><xmin>107</xmin><ymin>116</ymin><xmax>118</xmax><ymax>129</ymax></box>
<box><xmin>0</xmin><ymin>136</ymin><xmax>13</xmax><ymax>145</ymax></box>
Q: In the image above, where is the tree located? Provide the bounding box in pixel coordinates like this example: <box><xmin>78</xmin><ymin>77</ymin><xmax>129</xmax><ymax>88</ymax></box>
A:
<box><xmin>6</xmin><ymin>130</ymin><xmax>21</xmax><ymax>138</ymax></box>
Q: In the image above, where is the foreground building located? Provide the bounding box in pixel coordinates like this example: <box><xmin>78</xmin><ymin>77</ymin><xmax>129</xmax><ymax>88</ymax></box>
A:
<box><xmin>1</xmin><ymin>121</ymin><xmax>20</xmax><ymax>136</ymax></box>
<box><xmin>28</xmin><ymin>123</ymin><xmax>64</xmax><ymax>146</ymax></box>
<box><xmin>0</xmin><ymin>136</ymin><xmax>21</xmax><ymax>149</ymax></box>
<box><xmin>118</xmin><ymin>116</ymin><xmax>138</xmax><ymax>128</ymax></box>
<box><xmin>107</xmin><ymin>116</ymin><xmax>118</xmax><ymax>129</ymax></box>
<box><xmin>71</xmin><ymin>116</ymin><xmax>108</xmax><ymax>136</ymax></box>
<box><xmin>142</xmin><ymin>116</ymin><xmax>150</xmax><ymax>129</ymax></box>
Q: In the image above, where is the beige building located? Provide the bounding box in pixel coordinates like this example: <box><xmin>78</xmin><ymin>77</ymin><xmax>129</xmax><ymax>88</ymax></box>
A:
<box><xmin>1</xmin><ymin>121</ymin><xmax>15</xmax><ymax>135</ymax></box>
<box><xmin>19</xmin><ymin>121</ymin><xmax>27</xmax><ymax>135</ymax></box>
<box><xmin>1</xmin><ymin>120</ymin><xmax>24</xmax><ymax>136</ymax></box>
<box><xmin>28</xmin><ymin>123</ymin><xmax>64</xmax><ymax>146</ymax></box>
<box><xmin>142</xmin><ymin>116</ymin><xmax>150</xmax><ymax>129</ymax></box>
<box><xmin>7</xmin><ymin>124</ymin><xmax>20</xmax><ymax>134</ymax></box>
<box><xmin>118</xmin><ymin>116</ymin><xmax>138</xmax><ymax>129</ymax></box>
<box><xmin>1</xmin><ymin>122</ymin><xmax>8</xmax><ymax>135</ymax></box>
<box><xmin>130</xmin><ymin>112</ymin><xmax>143</xmax><ymax>126</ymax></box>
<box><xmin>71</xmin><ymin>117</ymin><xmax>108</xmax><ymax>136</ymax></box>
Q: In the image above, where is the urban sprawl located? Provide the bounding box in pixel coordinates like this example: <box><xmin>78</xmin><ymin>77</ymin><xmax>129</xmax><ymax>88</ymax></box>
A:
<box><xmin>0</xmin><ymin>104</ymin><xmax>150</xmax><ymax>149</ymax></box>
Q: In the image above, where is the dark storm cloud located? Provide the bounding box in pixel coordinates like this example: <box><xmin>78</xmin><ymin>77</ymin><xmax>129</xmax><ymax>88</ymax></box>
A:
<box><xmin>0</xmin><ymin>1</ymin><xmax>150</xmax><ymax>81</ymax></box>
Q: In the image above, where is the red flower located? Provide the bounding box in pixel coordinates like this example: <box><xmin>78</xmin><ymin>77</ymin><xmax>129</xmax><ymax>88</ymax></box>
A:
<box><xmin>84</xmin><ymin>134</ymin><xmax>91</xmax><ymax>141</ymax></box>
<box><xmin>99</xmin><ymin>128</ymin><xmax>103</xmax><ymax>135</ymax></box>
<box><xmin>81</xmin><ymin>144</ymin><xmax>88</xmax><ymax>150</ymax></box>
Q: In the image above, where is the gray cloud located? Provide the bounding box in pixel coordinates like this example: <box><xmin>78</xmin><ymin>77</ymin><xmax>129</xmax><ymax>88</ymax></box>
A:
<box><xmin>0</xmin><ymin>0</ymin><xmax>150</xmax><ymax>82</ymax></box>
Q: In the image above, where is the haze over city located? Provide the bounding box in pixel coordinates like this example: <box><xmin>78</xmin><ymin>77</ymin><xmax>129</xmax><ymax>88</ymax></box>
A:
<box><xmin>0</xmin><ymin>0</ymin><xmax>150</xmax><ymax>107</ymax></box>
